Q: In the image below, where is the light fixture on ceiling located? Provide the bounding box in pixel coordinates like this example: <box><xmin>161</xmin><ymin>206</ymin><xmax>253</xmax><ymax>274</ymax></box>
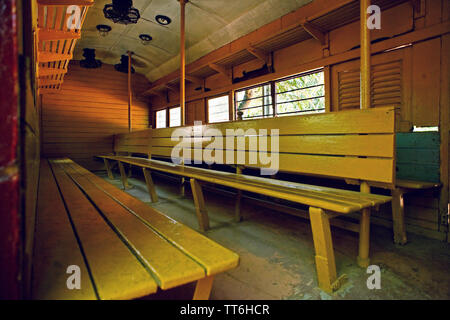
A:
<box><xmin>155</xmin><ymin>15</ymin><xmax>171</xmax><ymax>25</ymax></box>
<box><xmin>115</xmin><ymin>54</ymin><xmax>135</xmax><ymax>74</ymax></box>
<box><xmin>96</xmin><ymin>24</ymin><xmax>111</xmax><ymax>37</ymax></box>
<box><xmin>80</xmin><ymin>48</ymin><xmax>102</xmax><ymax>69</ymax></box>
<box><xmin>139</xmin><ymin>34</ymin><xmax>153</xmax><ymax>45</ymax></box>
<box><xmin>103</xmin><ymin>0</ymin><xmax>140</xmax><ymax>25</ymax></box>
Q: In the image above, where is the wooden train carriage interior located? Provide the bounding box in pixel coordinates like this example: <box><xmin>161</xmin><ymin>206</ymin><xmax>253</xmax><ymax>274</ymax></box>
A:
<box><xmin>1</xmin><ymin>0</ymin><xmax>449</xmax><ymax>300</ymax></box>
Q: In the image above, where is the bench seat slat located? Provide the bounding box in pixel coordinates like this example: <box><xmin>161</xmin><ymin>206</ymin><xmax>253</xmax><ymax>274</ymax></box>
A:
<box><xmin>49</xmin><ymin>160</ymin><xmax>158</xmax><ymax>300</ymax></box>
<box><xmin>55</xmin><ymin>160</ymin><xmax>207</xmax><ymax>290</ymax></box>
<box><xmin>66</xmin><ymin>160</ymin><xmax>240</xmax><ymax>277</ymax></box>
<box><xmin>101</xmin><ymin>156</ymin><xmax>391</xmax><ymax>213</ymax></box>
<box><xmin>149</xmin><ymin>148</ymin><xmax>395</xmax><ymax>184</ymax></box>
<box><xmin>32</xmin><ymin>160</ymin><xmax>97</xmax><ymax>300</ymax></box>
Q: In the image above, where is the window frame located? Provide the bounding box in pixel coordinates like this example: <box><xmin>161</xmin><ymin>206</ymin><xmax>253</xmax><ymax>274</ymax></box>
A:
<box><xmin>154</xmin><ymin>108</ymin><xmax>168</xmax><ymax>129</ymax></box>
<box><xmin>234</xmin><ymin>82</ymin><xmax>273</xmax><ymax>120</ymax></box>
<box><xmin>168</xmin><ymin>105</ymin><xmax>182</xmax><ymax>127</ymax></box>
<box><xmin>234</xmin><ymin>68</ymin><xmax>326</xmax><ymax>120</ymax></box>
<box><xmin>206</xmin><ymin>93</ymin><xmax>231</xmax><ymax>124</ymax></box>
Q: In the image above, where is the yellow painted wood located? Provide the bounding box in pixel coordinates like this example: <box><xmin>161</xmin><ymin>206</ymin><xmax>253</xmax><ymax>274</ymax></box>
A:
<box><xmin>235</xmin><ymin>166</ymin><xmax>243</xmax><ymax>222</ymax></box>
<box><xmin>392</xmin><ymin>188</ymin><xmax>407</xmax><ymax>245</ymax></box>
<box><xmin>193</xmin><ymin>276</ymin><xmax>214</xmax><ymax>300</ymax></box>
<box><xmin>117</xmin><ymin>161</ymin><xmax>130</xmax><ymax>189</ymax></box>
<box><xmin>142</xmin><ymin>168</ymin><xmax>159</xmax><ymax>203</ymax></box>
<box><xmin>190</xmin><ymin>179</ymin><xmax>210</xmax><ymax>232</ymax></box>
<box><xmin>65</xmin><ymin>160</ymin><xmax>239</xmax><ymax>276</ymax></box>
<box><xmin>103</xmin><ymin>158</ymin><xmax>114</xmax><ymax>179</ymax></box>
<box><xmin>57</xmin><ymin>160</ymin><xmax>206</xmax><ymax>290</ymax></box>
<box><xmin>152</xmin><ymin>134</ymin><xmax>395</xmax><ymax>158</ymax></box>
<box><xmin>32</xmin><ymin>160</ymin><xmax>97</xmax><ymax>300</ymax></box>
<box><xmin>108</xmin><ymin>157</ymin><xmax>391</xmax><ymax>214</ymax></box>
<box><xmin>150</xmin><ymin>147</ymin><xmax>395</xmax><ymax>184</ymax></box>
<box><xmin>357</xmin><ymin>182</ymin><xmax>371</xmax><ymax>268</ymax></box>
<box><xmin>48</xmin><ymin>160</ymin><xmax>158</xmax><ymax>300</ymax></box>
<box><xmin>309</xmin><ymin>207</ymin><xmax>337</xmax><ymax>293</ymax></box>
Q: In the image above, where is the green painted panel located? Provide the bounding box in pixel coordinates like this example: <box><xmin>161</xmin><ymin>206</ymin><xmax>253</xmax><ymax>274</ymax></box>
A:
<box><xmin>396</xmin><ymin>132</ymin><xmax>440</xmax><ymax>183</ymax></box>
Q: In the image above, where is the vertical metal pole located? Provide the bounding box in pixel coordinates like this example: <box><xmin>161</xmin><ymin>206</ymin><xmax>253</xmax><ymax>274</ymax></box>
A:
<box><xmin>180</xmin><ymin>0</ymin><xmax>187</xmax><ymax>126</ymax></box>
<box><xmin>128</xmin><ymin>51</ymin><xmax>133</xmax><ymax>132</ymax></box>
<box><xmin>360</xmin><ymin>0</ymin><xmax>371</xmax><ymax>109</ymax></box>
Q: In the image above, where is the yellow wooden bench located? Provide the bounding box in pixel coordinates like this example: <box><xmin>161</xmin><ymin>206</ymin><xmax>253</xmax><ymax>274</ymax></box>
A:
<box><xmin>31</xmin><ymin>158</ymin><xmax>239</xmax><ymax>300</ymax></box>
<box><xmin>101</xmin><ymin>106</ymin><xmax>441</xmax><ymax>245</ymax></box>
<box><xmin>97</xmin><ymin>107</ymin><xmax>399</xmax><ymax>292</ymax></box>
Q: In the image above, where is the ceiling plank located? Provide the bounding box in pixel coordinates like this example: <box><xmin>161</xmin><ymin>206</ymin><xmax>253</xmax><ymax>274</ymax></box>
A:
<box><xmin>37</xmin><ymin>0</ymin><xmax>94</xmax><ymax>6</ymax></box>
<box><xmin>38</xmin><ymin>28</ymin><xmax>81</xmax><ymax>41</ymax></box>
<box><xmin>38</xmin><ymin>79</ymin><xmax>63</xmax><ymax>87</ymax></box>
<box><xmin>38</xmin><ymin>51</ymin><xmax>72</xmax><ymax>63</ymax></box>
<box><xmin>38</xmin><ymin>67</ymin><xmax>68</xmax><ymax>77</ymax></box>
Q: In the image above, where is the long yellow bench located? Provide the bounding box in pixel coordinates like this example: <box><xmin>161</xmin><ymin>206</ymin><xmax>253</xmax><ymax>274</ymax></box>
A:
<box><xmin>102</xmin><ymin>106</ymin><xmax>441</xmax><ymax>245</ymax></box>
<box><xmin>97</xmin><ymin>107</ymin><xmax>400</xmax><ymax>292</ymax></box>
<box><xmin>31</xmin><ymin>158</ymin><xmax>239</xmax><ymax>300</ymax></box>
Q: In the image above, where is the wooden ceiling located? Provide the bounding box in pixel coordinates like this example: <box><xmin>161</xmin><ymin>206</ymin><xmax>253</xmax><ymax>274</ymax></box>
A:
<box><xmin>36</xmin><ymin>0</ymin><xmax>93</xmax><ymax>93</ymax></box>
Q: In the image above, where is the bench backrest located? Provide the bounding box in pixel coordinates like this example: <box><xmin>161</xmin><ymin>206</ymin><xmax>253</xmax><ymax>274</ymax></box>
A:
<box><xmin>113</xmin><ymin>106</ymin><xmax>397</xmax><ymax>186</ymax></box>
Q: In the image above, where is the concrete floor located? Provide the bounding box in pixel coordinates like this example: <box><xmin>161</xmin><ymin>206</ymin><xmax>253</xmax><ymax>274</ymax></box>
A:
<box><xmin>97</xmin><ymin>169</ymin><xmax>450</xmax><ymax>300</ymax></box>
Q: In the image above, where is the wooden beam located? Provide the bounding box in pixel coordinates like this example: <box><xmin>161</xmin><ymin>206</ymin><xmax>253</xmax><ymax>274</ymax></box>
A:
<box><xmin>246</xmin><ymin>46</ymin><xmax>272</xmax><ymax>66</ymax></box>
<box><xmin>38</xmin><ymin>28</ymin><xmax>80</xmax><ymax>41</ymax></box>
<box><xmin>164</xmin><ymin>84</ymin><xmax>178</xmax><ymax>93</ymax></box>
<box><xmin>38</xmin><ymin>51</ymin><xmax>72</xmax><ymax>63</ymax></box>
<box><xmin>360</xmin><ymin>0</ymin><xmax>371</xmax><ymax>109</ymax></box>
<box><xmin>185</xmin><ymin>74</ymin><xmax>204</xmax><ymax>86</ymax></box>
<box><xmin>38</xmin><ymin>79</ymin><xmax>62</xmax><ymax>87</ymax></box>
<box><xmin>301</xmin><ymin>21</ymin><xmax>326</xmax><ymax>46</ymax></box>
<box><xmin>179</xmin><ymin>0</ymin><xmax>188</xmax><ymax>126</ymax></box>
<box><xmin>37</xmin><ymin>0</ymin><xmax>94</xmax><ymax>6</ymax></box>
<box><xmin>38</xmin><ymin>67</ymin><xmax>67</xmax><ymax>77</ymax></box>
<box><xmin>209</xmin><ymin>63</ymin><xmax>231</xmax><ymax>80</ymax></box>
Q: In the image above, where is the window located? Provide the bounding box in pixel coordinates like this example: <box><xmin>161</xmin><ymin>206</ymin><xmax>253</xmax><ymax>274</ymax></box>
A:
<box><xmin>207</xmin><ymin>95</ymin><xmax>230</xmax><ymax>123</ymax></box>
<box><xmin>235</xmin><ymin>83</ymin><xmax>273</xmax><ymax>120</ymax></box>
<box><xmin>155</xmin><ymin>109</ymin><xmax>166</xmax><ymax>128</ymax></box>
<box><xmin>169</xmin><ymin>106</ymin><xmax>181</xmax><ymax>127</ymax></box>
<box><xmin>275</xmin><ymin>70</ymin><xmax>325</xmax><ymax>116</ymax></box>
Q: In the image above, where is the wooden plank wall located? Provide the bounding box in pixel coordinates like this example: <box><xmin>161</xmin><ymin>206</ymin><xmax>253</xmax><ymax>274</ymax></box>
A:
<box><xmin>41</xmin><ymin>62</ymin><xmax>151</xmax><ymax>170</ymax></box>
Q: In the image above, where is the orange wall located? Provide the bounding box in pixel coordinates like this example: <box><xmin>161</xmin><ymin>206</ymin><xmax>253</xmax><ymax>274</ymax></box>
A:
<box><xmin>41</xmin><ymin>62</ymin><xmax>150</xmax><ymax>170</ymax></box>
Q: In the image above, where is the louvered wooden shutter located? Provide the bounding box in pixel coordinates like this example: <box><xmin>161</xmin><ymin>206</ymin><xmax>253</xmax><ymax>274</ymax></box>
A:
<box><xmin>336</xmin><ymin>60</ymin><xmax>402</xmax><ymax>109</ymax></box>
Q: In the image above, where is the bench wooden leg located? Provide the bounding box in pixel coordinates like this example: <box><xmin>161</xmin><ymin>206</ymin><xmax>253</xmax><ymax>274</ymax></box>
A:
<box><xmin>234</xmin><ymin>166</ymin><xmax>243</xmax><ymax>222</ymax></box>
<box><xmin>234</xmin><ymin>190</ymin><xmax>243</xmax><ymax>222</ymax></box>
<box><xmin>391</xmin><ymin>188</ymin><xmax>407</xmax><ymax>245</ymax></box>
<box><xmin>142</xmin><ymin>168</ymin><xmax>158</xmax><ymax>203</ymax></box>
<box><xmin>357</xmin><ymin>182</ymin><xmax>371</xmax><ymax>268</ymax></box>
<box><xmin>193</xmin><ymin>276</ymin><xmax>214</xmax><ymax>300</ymax></box>
<box><xmin>181</xmin><ymin>177</ymin><xmax>186</xmax><ymax>197</ymax></box>
<box><xmin>190</xmin><ymin>178</ymin><xmax>210</xmax><ymax>231</ymax></box>
<box><xmin>309</xmin><ymin>207</ymin><xmax>345</xmax><ymax>293</ymax></box>
<box><xmin>357</xmin><ymin>208</ymin><xmax>371</xmax><ymax>268</ymax></box>
<box><xmin>103</xmin><ymin>159</ymin><xmax>114</xmax><ymax>179</ymax></box>
<box><xmin>118</xmin><ymin>161</ymin><xmax>131</xmax><ymax>190</ymax></box>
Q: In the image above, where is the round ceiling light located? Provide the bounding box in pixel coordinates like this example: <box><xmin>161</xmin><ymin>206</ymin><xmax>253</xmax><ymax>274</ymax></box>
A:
<box><xmin>139</xmin><ymin>34</ymin><xmax>153</xmax><ymax>45</ymax></box>
<box><xmin>96</xmin><ymin>24</ymin><xmax>112</xmax><ymax>37</ymax></box>
<box><xmin>155</xmin><ymin>15</ymin><xmax>171</xmax><ymax>25</ymax></box>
